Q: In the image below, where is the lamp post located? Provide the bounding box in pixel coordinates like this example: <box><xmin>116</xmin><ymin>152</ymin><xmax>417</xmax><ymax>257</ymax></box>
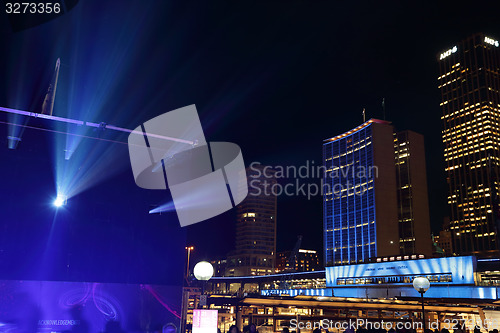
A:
<box><xmin>194</xmin><ymin>261</ymin><xmax>214</xmax><ymax>308</ymax></box>
<box><xmin>413</xmin><ymin>277</ymin><xmax>430</xmax><ymax>332</ymax></box>
<box><xmin>185</xmin><ymin>246</ymin><xmax>194</xmax><ymax>280</ymax></box>
<box><xmin>181</xmin><ymin>246</ymin><xmax>194</xmax><ymax>333</ymax></box>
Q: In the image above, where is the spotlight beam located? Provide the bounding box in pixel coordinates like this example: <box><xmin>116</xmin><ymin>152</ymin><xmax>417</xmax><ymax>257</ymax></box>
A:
<box><xmin>0</xmin><ymin>106</ymin><xmax>195</xmax><ymax>145</ymax></box>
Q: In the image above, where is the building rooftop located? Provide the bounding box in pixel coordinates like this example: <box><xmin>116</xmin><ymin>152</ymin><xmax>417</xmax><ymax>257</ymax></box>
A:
<box><xmin>323</xmin><ymin>118</ymin><xmax>391</xmax><ymax>143</ymax></box>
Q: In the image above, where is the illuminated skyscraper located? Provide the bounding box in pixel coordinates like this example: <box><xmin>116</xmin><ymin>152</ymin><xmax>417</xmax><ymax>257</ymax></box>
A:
<box><xmin>438</xmin><ymin>33</ymin><xmax>500</xmax><ymax>257</ymax></box>
<box><xmin>323</xmin><ymin>119</ymin><xmax>400</xmax><ymax>266</ymax></box>
<box><xmin>226</xmin><ymin>165</ymin><xmax>277</xmax><ymax>276</ymax></box>
<box><xmin>323</xmin><ymin>120</ymin><xmax>433</xmax><ymax>266</ymax></box>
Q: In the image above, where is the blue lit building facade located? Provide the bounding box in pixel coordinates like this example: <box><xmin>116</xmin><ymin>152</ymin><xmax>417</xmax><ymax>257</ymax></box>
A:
<box><xmin>323</xmin><ymin>119</ymin><xmax>400</xmax><ymax>266</ymax></box>
<box><xmin>324</xmin><ymin>256</ymin><xmax>499</xmax><ymax>299</ymax></box>
<box><xmin>253</xmin><ymin>256</ymin><xmax>499</xmax><ymax>300</ymax></box>
<box><xmin>326</xmin><ymin>256</ymin><xmax>475</xmax><ymax>286</ymax></box>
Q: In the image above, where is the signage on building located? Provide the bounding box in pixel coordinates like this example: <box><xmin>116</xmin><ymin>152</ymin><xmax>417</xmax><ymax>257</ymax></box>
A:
<box><xmin>440</xmin><ymin>46</ymin><xmax>458</xmax><ymax>60</ymax></box>
<box><xmin>485</xmin><ymin>36</ymin><xmax>499</xmax><ymax>47</ymax></box>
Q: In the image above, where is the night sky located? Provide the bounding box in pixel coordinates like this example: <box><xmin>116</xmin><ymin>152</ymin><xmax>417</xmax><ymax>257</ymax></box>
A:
<box><xmin>1</xmin><ymin>0</ymin><xmax>500</xmax><ymax>280</ymax></box>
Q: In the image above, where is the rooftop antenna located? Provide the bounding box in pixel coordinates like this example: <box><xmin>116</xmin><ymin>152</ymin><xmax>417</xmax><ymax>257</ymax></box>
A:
<box><xmin>382</xmin><ymin>97</ymin><xmax>386</xmax><ymax>120</ymax></box>
<box><xmin>362</xmin><ymin>108</ymin><xmax>366</xmax><ymax>122</ymax></box>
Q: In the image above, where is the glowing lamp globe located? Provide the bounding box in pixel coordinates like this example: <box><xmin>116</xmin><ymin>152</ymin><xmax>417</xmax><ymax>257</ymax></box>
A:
<box><xmin>413</xmin><ymin>277</ymin><xmax>430</xmax><ymax>293</ymax></box>
<box><xmin>193</xmin><ymin>261</ymin><xmax>214</xmax><ymax>281</ymax></box>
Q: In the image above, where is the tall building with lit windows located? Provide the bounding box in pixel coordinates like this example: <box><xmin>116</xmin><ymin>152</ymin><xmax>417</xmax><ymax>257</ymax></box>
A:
<box><xmin>394</xmin><ymin>131</ymin><xmax>433</xmax><ymax>257</ymax></box>
<box><xmin>323</xmin><ymin>119</ymin><xmax>400</xmax><ymax>266</ymax></box>
<box><xmin>438</xmin><ymin>33</ymin><xmax>500</xmax><ymax>257</ymax></box>
<box><xmin>226</xmin><ymin>165</ymin><xmax>277</xmax><ymax>276</ymax></box>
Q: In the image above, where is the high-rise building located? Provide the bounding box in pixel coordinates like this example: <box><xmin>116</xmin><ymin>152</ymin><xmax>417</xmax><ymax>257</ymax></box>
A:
<box><xmin>394</xmin><ymin>131</ymin><xmax>433</xmax><ymax>256</ymax></box>
<box><xmin>226</xmin><ymin>165</ymin><xmax>277</xmax><ymax>276</ymax></box>
<box><xmin>323</xmin><ymin>120</ymin><xmax>433</xmax><ymax>266</ymax></box>
<box><xmin>276</xmin><ymin>249</ymin><xmax>322</xmax><ymax>272</ymax></box>
<box><xmin>323</xmin><ymin>119</ymin><xmax>400</xmax><ymax>266</ymax></box>
<box><xmin>438</xmin><ymin>33</ymin><xmax>500</xmax><ymax>257</ymax></box>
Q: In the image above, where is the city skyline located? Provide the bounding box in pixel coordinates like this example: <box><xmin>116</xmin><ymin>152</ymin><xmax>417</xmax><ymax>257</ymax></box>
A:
<box><xmin>185</xmin><ymin>28</ymin><xmax>500</xmax><ymax>261</ymax></box>
<box><xmin>2</xmin><ymin>1</ymin><xmax>500</xmax><ymax>268</ymax></box>
<box><xmin>2</xmin><ymin>2</ymin><xmax>500</xmax><ymax>330</ymax></box>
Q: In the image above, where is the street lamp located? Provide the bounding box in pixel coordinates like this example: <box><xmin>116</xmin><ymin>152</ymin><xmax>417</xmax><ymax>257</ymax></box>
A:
<box><xmin>185</xmin><ymin>246</ymin><xmax>194</xmax><ymax>279</ymax></box>
<box><xmin>194</xmin><ymin>261</ymin><xmax>214</xmax><ymax>309</ymax></box>
<box><xmin>413</xmin><ymin>276</ymin><xmax>430</xmax><ymax>331</ymax></box>
<box><xmin>194</xmin><ymin>261</ymin><xmax>214</xmax><ymax>294</ymax></box>
<box><xmin>193</xmin><ymin>261</ymin><xmax>214</xmax><ymax>281</ymax></box>
<box><xmin>181</xmin><ymin>247</ymin><xmax>194</xmax><ymax>333</ymax></box>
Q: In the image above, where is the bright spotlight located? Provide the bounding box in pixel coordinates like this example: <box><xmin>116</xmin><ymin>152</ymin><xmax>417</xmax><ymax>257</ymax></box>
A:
<box><xmin>53</xmin><ymin>195</ymin><xmax>66</xmax><ymax>207</ymax></box>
